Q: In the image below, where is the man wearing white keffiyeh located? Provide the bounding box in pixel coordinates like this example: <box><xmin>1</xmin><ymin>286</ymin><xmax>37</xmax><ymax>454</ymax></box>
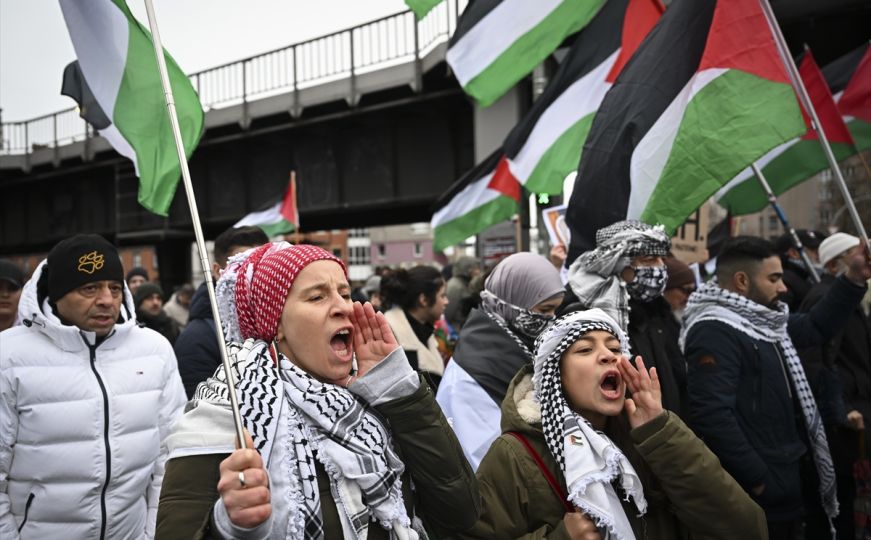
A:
<box><xmin>156</xmin><ymin>242</ymin><xmax>480</xmax><ymax>539</ymax></box>
<box><xmin>682</xmin><ymin>236</ymin><xmax>871</xmax><ymax>540</ymax></box>
<box><xmin>458</xmin><ymin>309</ymin><xmax>767</xmax><ymax>540</ymax></box>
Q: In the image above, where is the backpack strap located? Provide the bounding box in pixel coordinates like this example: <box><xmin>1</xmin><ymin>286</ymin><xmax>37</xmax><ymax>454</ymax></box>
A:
<box><xmin>506</xmin><ymin>431</ymin><xmax>574</xmax><ymax>513</ymax></box>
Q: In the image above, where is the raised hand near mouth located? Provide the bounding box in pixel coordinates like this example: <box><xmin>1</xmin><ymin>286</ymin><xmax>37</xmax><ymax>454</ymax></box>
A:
<box><xmin>617</xmin><ymin>356</ymin><xmax>662</xmax><ymax>429</ymax></box>
<box><xmin>347</xmin><ymin>301</ymin><xmax>400</xmax><ymax>385</ymax></box>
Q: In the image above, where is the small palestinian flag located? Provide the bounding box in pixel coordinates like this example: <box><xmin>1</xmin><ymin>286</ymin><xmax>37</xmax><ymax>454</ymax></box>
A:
<box><xmin>716</xmin><ymin>48</ymin><xmax>862</xmax><ymax>215</ymax></box>
<box><xmin>566</xmin><ymin>0</ymin><xmax>806</xmax><ymax>260</ymax></box>
<box><xmin>447</xmin><ymin>0</ymin><xmax>606</xmax><ymax>107</ymax></box>
<box><xmin>499</xmin><ymin>0</ymin><xmax>663</xmax><ymax>195</ymax></box>
<box><xmin>431</xmin><ymin>150</ymin><xmax>521</xmax><ymax>251</ymax></box>
<box><xmin>235</xmin><ymin>173</ymin><xmax>300</xmax><ymax>237</ymax></box>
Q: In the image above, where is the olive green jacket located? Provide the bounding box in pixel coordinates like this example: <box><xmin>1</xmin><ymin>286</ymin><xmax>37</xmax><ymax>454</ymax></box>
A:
<box><xmin>459</xmin><ymin>365</ymin><xmax>767</xmax><ymax>540</ymax></box>
<box><xmin>156</xmin><ymin>377</ymin><xmax>479</xmax><ymax>539</ymax></box>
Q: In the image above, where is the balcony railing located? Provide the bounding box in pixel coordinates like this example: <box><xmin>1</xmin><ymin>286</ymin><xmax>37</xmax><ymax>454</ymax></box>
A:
<box><xmin>1</xmin><ymin>0</ymin><xmax>466</xmax><ymax>157</ymax></box>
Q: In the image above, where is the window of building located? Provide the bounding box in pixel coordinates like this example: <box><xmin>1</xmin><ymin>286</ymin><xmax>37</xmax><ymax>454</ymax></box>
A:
<box><xmin>332</xmin><ymin>248</ymin><xmax>342</xmax><ymax>258</ymax></box>
<box><xmin>413</xmin><ymin>242</ymin><xmax>422</xmax><ymax>258</ymax></box>
<box><xmin>133</xmin><ymin>252</ymin><xmax>142</xmax><ymax>268</ymax></box>
<box><xmin>377</xmin><ymin>244</ymin><xmax>386</xmax><ymax>259</ymax></box>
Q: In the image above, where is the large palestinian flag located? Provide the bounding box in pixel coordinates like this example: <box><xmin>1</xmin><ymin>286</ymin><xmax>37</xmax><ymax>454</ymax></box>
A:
<box><xmin>59</xmin><ymin>0</ymin><xmax>204</xmax><ymax>216</ymax></box>
<box><xmin>565</xmin><ymin>0</ymin><xmax>806</xmax><ymax>260</ymax></box>
<box><xmin>716</xmin><ymin>48</ymin><xmax>865</xmax><ymax>215</ymax></box>
<box><xmin>446</xmin><ymin>0</ymin><xmax>606</xmax><ymax>107</ymax></box>
<box><xmin>431</xmin><ymin>150</ymin><xmax>520</xmax><ymax>251</ymax></box>
<box><xmin>497</xmin><ymin>0</ymin><xmax>663</xmax><ymax>196</ymax></box>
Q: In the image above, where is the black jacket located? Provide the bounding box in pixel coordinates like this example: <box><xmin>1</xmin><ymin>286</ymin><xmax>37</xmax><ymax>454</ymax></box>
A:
<box><xmin>173</xmin><ymin>283</ymin><xmax>218</xmax><ymax>398</ymax></box>
<box><xmin>780</xmin><ymin>257</ymin><xmax>815</xmax><ymax>312</ymax></box>
<box><xmin>685</xmin><ymin>275</ymin><xmax>867</xmax><ymax>523</ymax></box>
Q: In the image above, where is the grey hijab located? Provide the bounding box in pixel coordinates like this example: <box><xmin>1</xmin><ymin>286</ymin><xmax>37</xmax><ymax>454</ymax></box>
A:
<box><xmin>480</xmin><ymin>252</ymin><xmax>564</xmax><ymax>328</ymax></box>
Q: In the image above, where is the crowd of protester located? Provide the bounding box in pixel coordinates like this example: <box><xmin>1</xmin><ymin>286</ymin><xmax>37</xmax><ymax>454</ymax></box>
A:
<box><xmin>1</xmin><ymin>220</ymin><xmax>870</xmax><ymax>539</ymax></box>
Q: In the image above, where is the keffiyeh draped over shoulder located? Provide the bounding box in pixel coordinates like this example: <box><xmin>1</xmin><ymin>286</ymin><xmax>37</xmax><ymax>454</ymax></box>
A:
<box><xmin>533</xmin><ymin>309</ymin><xmax>646</xmax><ymax>540</ymax></box>
<box><xmin>566</xmin><ymin>220</ymin><xmax>670</xmax><ymax>330</ymax></box>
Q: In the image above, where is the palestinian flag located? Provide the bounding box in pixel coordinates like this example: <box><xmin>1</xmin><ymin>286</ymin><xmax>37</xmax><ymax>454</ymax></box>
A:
<box><xmin>716</xmin><ymin>49</ymin><xmax>861</xmax><ymax>215</ymax></box>
<box><xmin>499</xmin><ymin>0</ymin><xmax>663</xmax><ymax>195</ymax></box>
<box><xmin>431</xmin><ymin>150</ymin><xmax>521</xmax><ymax>251</ymax></box>
<box><xmin>59</xmin><ymin>0</ymin><xmax>204</xmax><ymax>216</ymax></box>
<box><xmin>405</xmin><ymin>0</ymin><xmax>443</xmax><ymax>20</ymax></box>
<box><xmin>447</xmin><ymin>0</ymin><xmax>606</xmax><ymax>107</ymax></box>
<box><xmin>235</xmin><ymin>174</ymin><xmax>300</xmax><ymax>237</ymax></box>
<box><xmin>565</xmin><ymin>0</ymin><xmax>806</xmax><ymax>260</ymax></box>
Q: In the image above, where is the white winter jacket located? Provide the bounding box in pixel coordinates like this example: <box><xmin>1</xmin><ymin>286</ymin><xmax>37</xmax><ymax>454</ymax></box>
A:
<box><xmin>0</xmin><ymin>261</ymin><xmax>187</xmax><ymax>540</ymax></box>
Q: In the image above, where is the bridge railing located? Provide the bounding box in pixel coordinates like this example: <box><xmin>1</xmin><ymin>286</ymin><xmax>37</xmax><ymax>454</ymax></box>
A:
<box><xmin>1</xmin><ymin>0</ymin><xmax>466</xmax><ymax>157</ymax></box>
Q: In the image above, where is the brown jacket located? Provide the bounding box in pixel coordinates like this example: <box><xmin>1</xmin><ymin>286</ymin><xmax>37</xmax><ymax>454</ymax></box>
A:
<box><xmin>459</xmin><ymin>365</ymin><xmax>767</xmax><ymax>539</ymax></box>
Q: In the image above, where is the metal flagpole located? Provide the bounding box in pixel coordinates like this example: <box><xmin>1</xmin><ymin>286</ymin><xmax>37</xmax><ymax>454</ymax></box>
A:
<box><xmin>143</xmin><ymin>0</ymin><xmax>247</xmax><ymax>448</ymax></box>
<box><xmin>759</xmin><ymin>0</ymin><xmax>871</xmax><ymax>254</ymax></box>
<box><xmin>751</xmin><ymin>163</ymin><xmax>821</xmax><ymax>283</ymax></box>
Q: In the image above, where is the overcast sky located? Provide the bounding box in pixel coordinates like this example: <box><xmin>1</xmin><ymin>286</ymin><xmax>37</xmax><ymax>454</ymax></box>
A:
<box><xmin>1</xmin><ymin>0</ymin><xmax>407</xmax><ymax>122</ymax></box>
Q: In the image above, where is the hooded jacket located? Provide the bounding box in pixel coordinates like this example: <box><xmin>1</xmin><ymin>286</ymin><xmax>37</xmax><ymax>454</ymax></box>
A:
<box><xmin>0</xmin><ymin>261</ymin><xmax>187</xmax><ymax>540</ymax></box>
<box><xmin>459</xmin><ymin>365</ymin><xmax>766</xmax><ymax>540</ymax></box>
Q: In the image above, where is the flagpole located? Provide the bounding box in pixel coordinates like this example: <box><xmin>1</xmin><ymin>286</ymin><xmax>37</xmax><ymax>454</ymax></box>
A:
<box><xmin>759</xmin><ymin>0</ymin><xmax>871</xmax><ymax>254</ymax></box>
<box><xmin>751</xmin><ymin>163</ymin><xmax>821</xmax><ymax>283</ymax></box>
<box><xmin>143</xmin><ymin>0</ymin><xmax>247</xmax><ymax>449</ymax></box>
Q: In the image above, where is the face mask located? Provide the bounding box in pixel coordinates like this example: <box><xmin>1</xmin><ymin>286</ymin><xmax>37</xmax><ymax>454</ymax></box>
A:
<box><xmin>512</xmin><ymin>309</ymin><xmax>554</xmax><ymax>339</ymax></box>
<box><xmin>626</xmin><ymin>265</ymin><xmax>668</xmax><ymax>302</ymax></box>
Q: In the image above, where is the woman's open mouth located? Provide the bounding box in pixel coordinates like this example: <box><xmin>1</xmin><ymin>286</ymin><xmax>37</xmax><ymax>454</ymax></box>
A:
<box><xmin>329</xmin><ymin>328</ymin><xmax>353</xmax><ymax>360</ymax></box>
<box><xmin>599</xmin><ymin>371</ymin><xmax>623</xmax><ymax>400</ymax></box>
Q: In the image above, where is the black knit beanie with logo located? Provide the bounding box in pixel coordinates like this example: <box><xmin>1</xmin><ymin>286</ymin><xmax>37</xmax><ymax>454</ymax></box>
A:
<box><xmin>46</xmin><ymin>234</ymin><xmax>124</xmax><ymax>302</ymax></box>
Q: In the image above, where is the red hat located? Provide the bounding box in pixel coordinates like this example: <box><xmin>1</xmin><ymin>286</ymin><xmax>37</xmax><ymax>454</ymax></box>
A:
<box><xmin>226</xmin><ymin>243</ymin><xmax>346</xmax><ymax>342</ymax></box>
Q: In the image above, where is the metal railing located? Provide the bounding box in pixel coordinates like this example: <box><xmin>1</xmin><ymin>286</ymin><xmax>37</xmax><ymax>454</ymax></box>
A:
<box><xmin>1</xmin><ymin>0</ymin><xmax>465</xmax><ymax>157</ymax></box>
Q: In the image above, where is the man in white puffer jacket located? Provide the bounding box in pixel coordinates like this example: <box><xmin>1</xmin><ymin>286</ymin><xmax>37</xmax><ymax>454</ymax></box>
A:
<box><xmin>0</xmin><ymin>234</ymin><xmax>187</xmax><ymax>539</ymax></box>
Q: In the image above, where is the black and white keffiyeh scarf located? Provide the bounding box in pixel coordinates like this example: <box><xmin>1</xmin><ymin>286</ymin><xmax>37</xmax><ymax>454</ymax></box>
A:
<box><xmin>194</xmin><ymin>339</ymin><xmax>417</xmax><ymax>540</ymax></box>
<box><xmin>679</xmin><ymin>281</ymin><xmax>839</xmax><ymax>525</ymax></box>
<box><xmin>567</xmin><ymin>221</ymin><xmax>670</xmax><ymax>331</ymax></box>
<box><xmin>533</xmin><ymin>309</ymin><xmax>647</xmax><ymax>540</ymax></box>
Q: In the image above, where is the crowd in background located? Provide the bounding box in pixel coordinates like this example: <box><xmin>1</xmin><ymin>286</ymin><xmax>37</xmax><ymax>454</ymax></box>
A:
<box><xmin>1</xmin><ymin>220</ymin><xmax>870</xmax><ymax>540</ymax></box>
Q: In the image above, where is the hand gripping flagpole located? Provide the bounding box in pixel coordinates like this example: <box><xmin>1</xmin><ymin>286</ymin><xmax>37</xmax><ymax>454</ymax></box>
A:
<box><xmin>143</xmin><ymin>0</ymin><xmax>247</xmax><ymax>449</ymax></box>
<box><xmin>751</xmin><ymin>163</ymin><xmax>821</xmax><ymax>283</ymax></box>
<box><xmin>760</xmin><ymin>0</ymin><xmax>871</xmax><ymax>255</ymax></box>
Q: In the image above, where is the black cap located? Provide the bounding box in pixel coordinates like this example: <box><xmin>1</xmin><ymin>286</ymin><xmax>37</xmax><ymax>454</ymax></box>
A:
<box><xmin>0</xmin><ymin>260</ymin><xmax>24</xmax><ymax>289</ymax></box>
<box><xmin>46</xmin><ymin>234</ymin><xmax>124</xmax><ymax>302</ymax></box>
<box><xmin>775</xmin><ymin>230</ymin><xmax>826</xmax><ymax>255</ymax></box>
<box><xmin>134</xmin><ymin>282</ymin><xmax>164</xmax><ymax>308</ymax></box>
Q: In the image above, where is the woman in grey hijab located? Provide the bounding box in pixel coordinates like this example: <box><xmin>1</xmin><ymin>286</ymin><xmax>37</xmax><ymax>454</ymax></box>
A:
<box><xmin>436</xmin><ymin>252</ymin><xmax>565</xmax><ymax>470</ymax></box>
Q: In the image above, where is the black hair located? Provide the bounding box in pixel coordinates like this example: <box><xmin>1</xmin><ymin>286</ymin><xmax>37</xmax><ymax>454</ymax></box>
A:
<box><xmin>380</xmin><ymin>265</ymin><xmax>444</xmax><ymax>311</ymax></box>
<box><xmin>213</xmin><ymin>226</ymin><xmax>269</xmax><ymax>267</ymax></box>
<box><xmin>716</xmin><ymin>236</ymin><xmax>776</xmax><ymax>283</ymax></box>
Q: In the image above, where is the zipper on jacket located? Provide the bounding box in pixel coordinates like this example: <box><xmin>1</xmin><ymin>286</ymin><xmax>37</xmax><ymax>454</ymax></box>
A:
<box><xmin>17</xmin><ymin>493</ymin><xmax>35</xmax><ymax>533</ymax></box>
<box><xmin>86</xmin><ymin>338</ymin><xmax>111</xmax><ymax>540</ymax></box>
<box><xmin>772</xmin><ymin>345</ymin><xmax>793</xmax><ymax>399</ymax></box>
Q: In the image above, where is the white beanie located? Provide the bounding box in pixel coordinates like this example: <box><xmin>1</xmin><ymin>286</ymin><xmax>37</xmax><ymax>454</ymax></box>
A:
<box><xmin>819</xmin><ymin>232</ymin><xmax>860</xmax><ymax>267</ymax></box>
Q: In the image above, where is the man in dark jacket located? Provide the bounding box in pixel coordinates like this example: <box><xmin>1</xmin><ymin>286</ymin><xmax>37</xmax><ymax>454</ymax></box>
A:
<box><xmin>798</xmin><ymin>232</ymin><xmax>869</xmax><ymax>539</ymax></box>
<box><xmin>134</xmin><ymin>282</ymin><xmax>179</xmax><ymax>345</ymax></box>
<box><xmin>682</xmin><ymin>236</ymin><xmax>871</xmax><ymax>539</ymax></box>
<box><xmin>173</xmin><ymin>226</ymin><xmax>268</xmax><ymax>397</ymax></box>
<box><xmin>776</xmin><ymin>229</ymin><xmax>825</xmax><ymax>312</ymax></box>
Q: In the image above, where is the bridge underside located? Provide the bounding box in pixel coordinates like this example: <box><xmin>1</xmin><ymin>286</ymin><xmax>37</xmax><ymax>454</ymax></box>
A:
<box><xmin>0</xmin><ymin>77</ymin><xmax>474</xmax><ymax>255</ymax></box>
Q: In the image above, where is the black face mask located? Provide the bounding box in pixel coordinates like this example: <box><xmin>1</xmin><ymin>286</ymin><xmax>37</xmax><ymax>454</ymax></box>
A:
<box><xmin>626</xmin><ymin>265</ymin><xmax>667</xmax><ymax>302</ymax></box>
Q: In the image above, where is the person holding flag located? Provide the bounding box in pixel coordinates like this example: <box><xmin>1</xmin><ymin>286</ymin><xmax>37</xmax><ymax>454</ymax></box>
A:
<box><xmin>156</xmin><ymin>243</ymin><xmax>479</xmax><ymax>539</ymax></box>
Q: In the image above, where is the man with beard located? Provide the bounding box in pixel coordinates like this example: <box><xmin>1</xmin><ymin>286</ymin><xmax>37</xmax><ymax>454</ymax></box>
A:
<box><xmin>134</xmin><ymin>282</ymin><xmax>179</xmax><ymax>345</ymax></box>
<box><xmin>681</xmin><ymin>236</ymin><xmax>871</xmax><ymax>539</ymax></box>
<box><xmin>559</xmin><ymin>220</ymin><xmax>687</xmax><ymax>417</ymax></box>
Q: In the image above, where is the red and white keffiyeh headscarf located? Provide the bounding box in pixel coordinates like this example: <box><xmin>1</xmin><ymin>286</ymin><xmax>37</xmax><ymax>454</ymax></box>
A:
<box><xmin>216</xmin><ymin>242</ymin><xmax>346</xmax><ymax>343</ymax></box>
